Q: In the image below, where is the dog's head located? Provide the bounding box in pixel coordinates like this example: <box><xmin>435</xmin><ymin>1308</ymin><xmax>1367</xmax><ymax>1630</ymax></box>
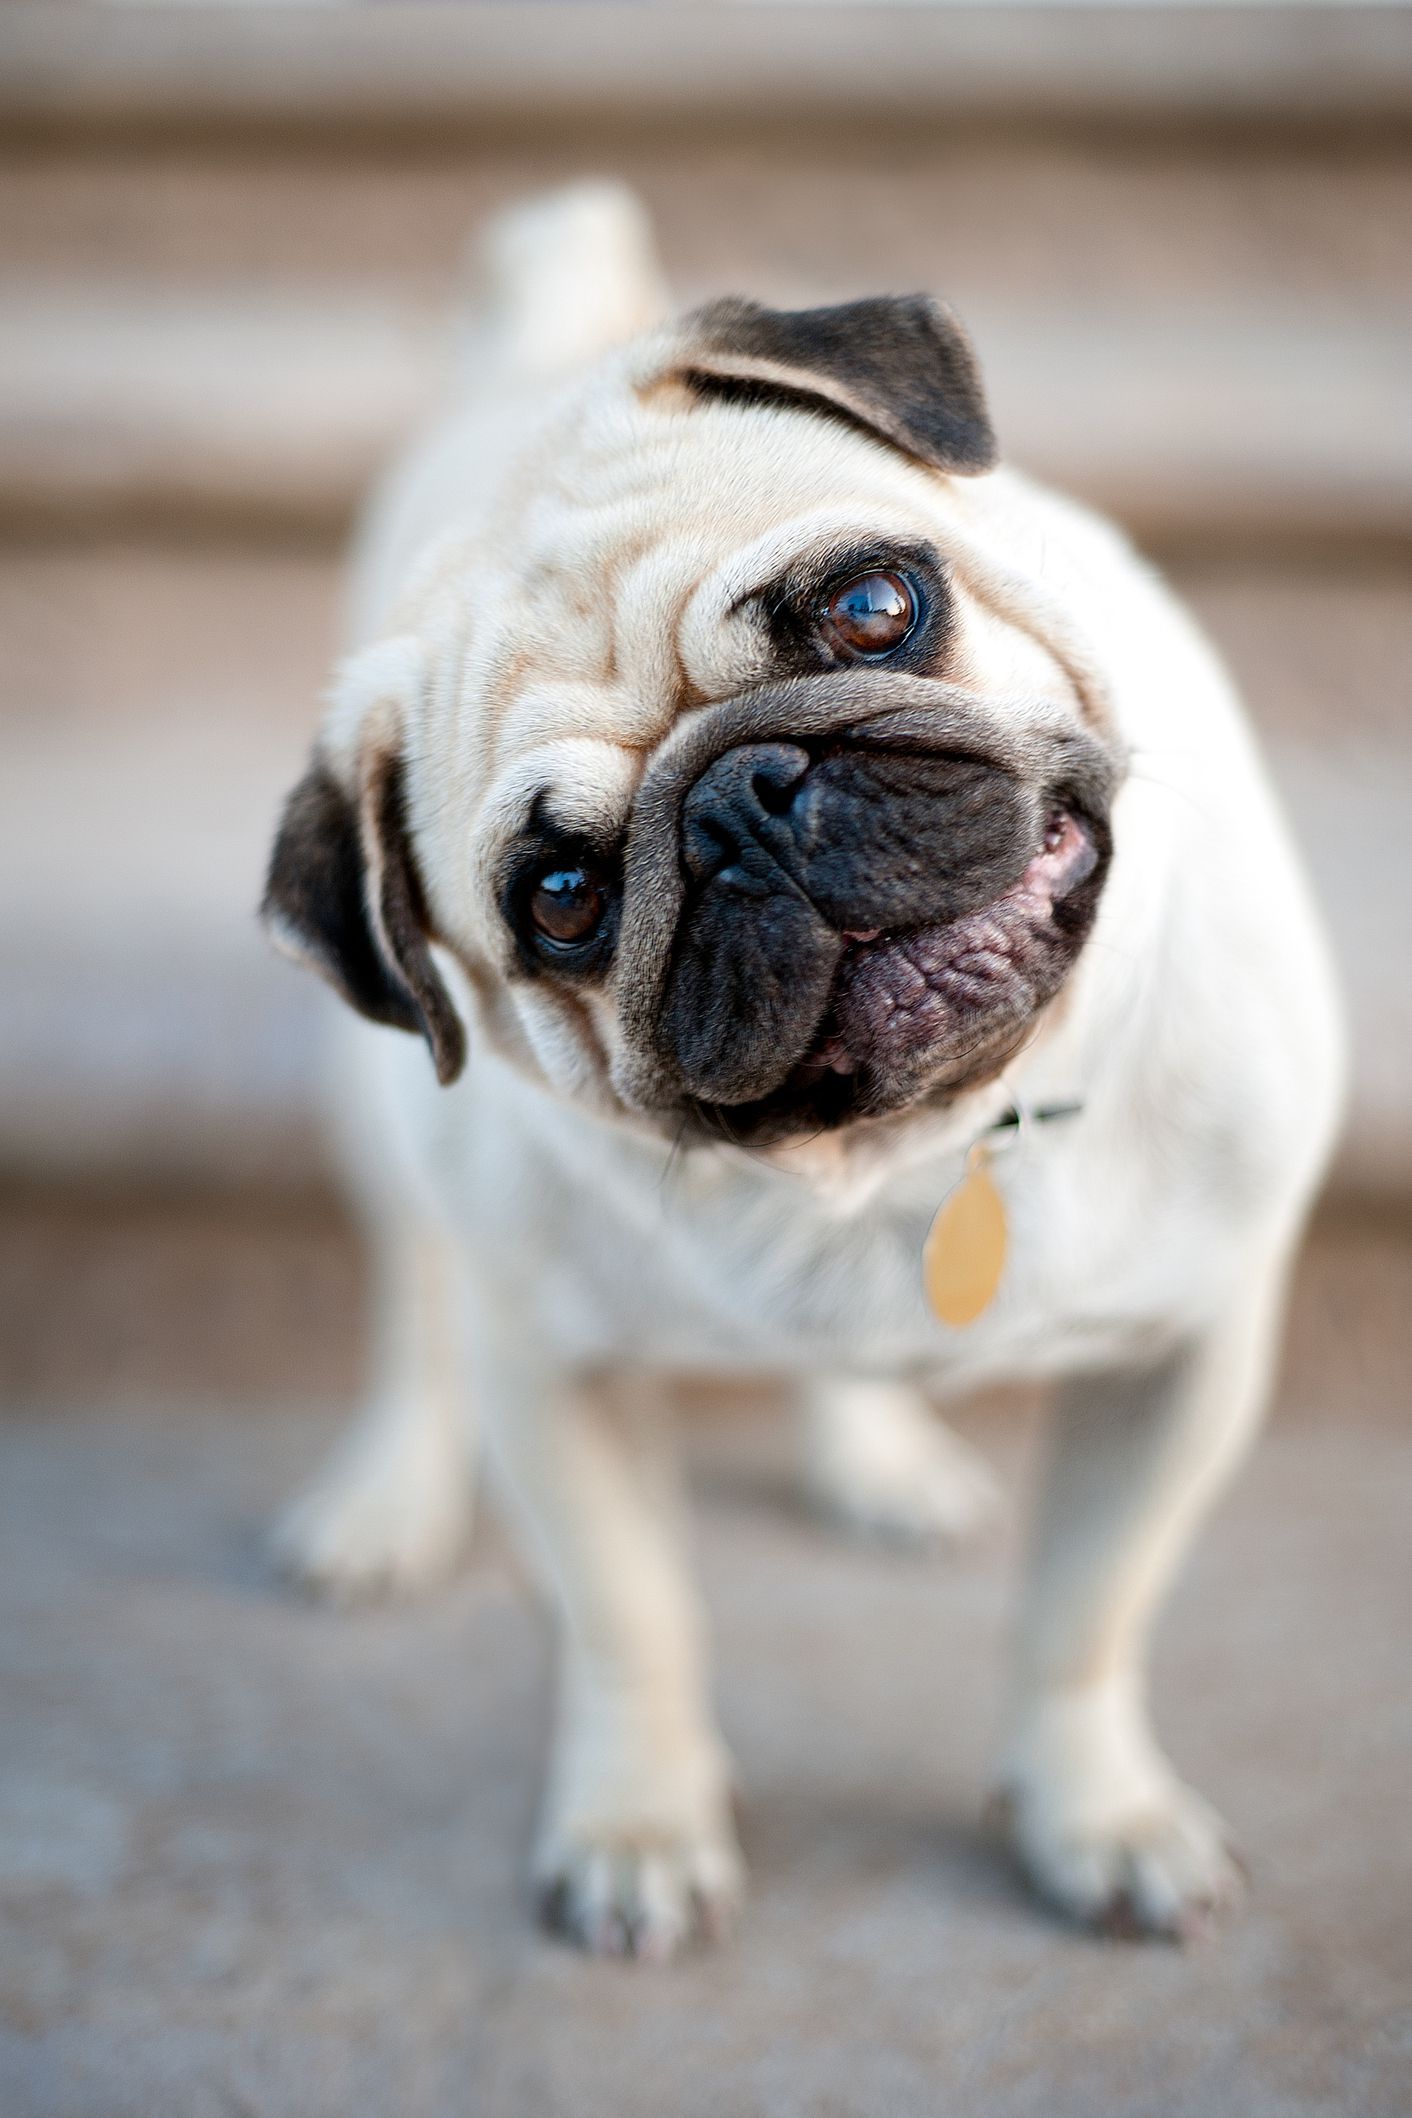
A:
<box><xmin>264</xmin><ymin>293</ymin><xmax>1119</xmax><ymax>1167</ymax></box>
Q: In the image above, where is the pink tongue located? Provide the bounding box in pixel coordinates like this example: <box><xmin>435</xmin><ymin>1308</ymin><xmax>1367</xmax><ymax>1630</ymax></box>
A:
<box><xmin>840</xmin><ymin>927</ymin><xmax>881</xmax><ymax>945</ymax></box>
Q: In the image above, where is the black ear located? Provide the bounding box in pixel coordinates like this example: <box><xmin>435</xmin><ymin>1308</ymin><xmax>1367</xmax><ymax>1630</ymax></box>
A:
<box><xmin>673</xmin><ymin>294</ymin><xmax>996</xmax><ymax>475</ymax></box>
<box><xmin>260</xmin><ymin>749</ymin><xmax>467</xmax><ymax>1086</ymax></box>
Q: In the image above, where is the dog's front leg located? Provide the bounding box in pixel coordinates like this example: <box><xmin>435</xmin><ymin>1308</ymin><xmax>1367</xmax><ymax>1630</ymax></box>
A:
<box><xmin>478</xmin><ymin>1344</ymin><xmax>742</xmax><ymax>1959</ymax></box>
<box><xmin>272</xmin><ymin>1211</ymin><xmax>475</xmax><ymax>1599</ymax></box>
<box><xmin>996</xmin><ymin>1259</ymin><xmax>1289</xmax><ymax>1939</ymax></box>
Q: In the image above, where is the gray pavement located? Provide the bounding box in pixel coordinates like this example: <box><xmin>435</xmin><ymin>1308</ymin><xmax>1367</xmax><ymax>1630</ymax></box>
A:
<box><xmin>2</xmin><ymin>1364</ymin><xmax>1409</xmax><ymax>2117</ymax></box>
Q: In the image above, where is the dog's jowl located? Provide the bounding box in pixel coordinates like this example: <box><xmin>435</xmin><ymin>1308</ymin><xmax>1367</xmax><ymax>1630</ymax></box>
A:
<box><xmin>262</xmin><ymin>184</ymin><xmax>1343</xmax><ymax>1958</ymax></box>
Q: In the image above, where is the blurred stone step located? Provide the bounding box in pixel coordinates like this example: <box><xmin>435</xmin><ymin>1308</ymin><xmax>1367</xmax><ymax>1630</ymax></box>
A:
<box><xmin>0</xmin><ymin>546</ymin><xmax>335</xmax><ymax>1189</ymax></box>
<box><xmin>1</xmin><ymin>543</ymin><xmax>1407</xmax><ymax>1200</ymax></box>
<box><xmin>0</xmin><ymin>290</ymin><xmax>439</xmax><ymax>542</ymax></box>
<box><xmin>5</xmin><ymin>4</ymin><xmax>1410</xmax><ymax>140</ymax></box>
<box><xmin>9</xmin><ymin>120</ymin><xmax>1410</xmax><ymax>316</ymax></box>
<box><xmin>2</xmin><ymin>285</ymin><xmax>1409</xmax><ymax>547</ymax></box>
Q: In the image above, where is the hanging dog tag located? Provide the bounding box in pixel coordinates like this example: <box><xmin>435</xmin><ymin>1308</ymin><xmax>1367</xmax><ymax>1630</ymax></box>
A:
<box><xmin>923</xmin><ymin>1143</ymin><xmax>1008</xmax><ymax>1328</ymax></box>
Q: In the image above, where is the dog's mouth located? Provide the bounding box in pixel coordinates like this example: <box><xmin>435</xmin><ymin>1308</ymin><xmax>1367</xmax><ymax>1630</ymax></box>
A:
<box><xmin>686</xmin><ymin>805</ymin><xmax>1103</xmax><ymax>1147</ymax></box>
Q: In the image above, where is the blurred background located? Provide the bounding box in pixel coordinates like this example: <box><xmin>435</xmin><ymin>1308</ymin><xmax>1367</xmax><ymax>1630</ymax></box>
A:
<box><xmin>1</xmin><ymin>7</ymin><xmax>1409</xmax><ymax>2116</ymax></box>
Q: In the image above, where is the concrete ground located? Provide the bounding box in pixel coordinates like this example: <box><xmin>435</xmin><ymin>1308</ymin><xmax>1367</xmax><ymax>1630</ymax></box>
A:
<box><xmin>1</xmin><ymin>1212</ymin><xmax>1409</xmax><ymax>2118</ymax></box>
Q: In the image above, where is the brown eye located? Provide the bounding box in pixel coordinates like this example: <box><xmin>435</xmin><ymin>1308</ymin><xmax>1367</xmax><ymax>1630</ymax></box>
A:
<box><xmin>528</xmin><ymin>864</ymin><xmax>607</xmax><ymax>948</ymax></box>
<box><xmin>818</xmin><ymin>570</ymin><xmax>918</xmax><ymax>660</ymax></box>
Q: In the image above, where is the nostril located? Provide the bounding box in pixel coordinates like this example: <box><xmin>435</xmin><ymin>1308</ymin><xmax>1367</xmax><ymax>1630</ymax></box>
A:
<box><xmin>681</xmin><ymin>741</ymin><xmax>813</xmax><ymax>884</ymax></box>
<box><xmin>750</xmin><ymin>750</ymin><xmax>810</xmax><ymax>816</ymax></box>
<box><xmin>682</xmin><ymin>808</ymin><xmax>739</xmax><ymax>884</ymax></box>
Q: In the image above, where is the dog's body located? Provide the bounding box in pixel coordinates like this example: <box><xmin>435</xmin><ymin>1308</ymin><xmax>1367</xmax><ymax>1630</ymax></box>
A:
<box><xmin>265</xmin><ymin>187</ymin><xmax>1343</xmax><ymax>1956</ymax></box>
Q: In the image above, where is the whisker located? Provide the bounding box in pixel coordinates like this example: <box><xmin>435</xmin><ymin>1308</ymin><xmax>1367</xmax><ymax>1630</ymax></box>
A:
<box><xmin>657</xmin><ymin>1114</ymin><xmax>694</xmax><ymax>1196</ymax></box>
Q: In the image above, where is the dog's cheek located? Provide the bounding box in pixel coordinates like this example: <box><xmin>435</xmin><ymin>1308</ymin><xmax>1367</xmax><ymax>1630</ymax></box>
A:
<box><xmin>506</xmin><ymin>982</ymin><xmax>613</xmax><ymax>1102</ymax></box>
<box><xmin>948</xmin><ymin>593</ymin><xmax>1079</xmax><ymax>709</ymax></box>
<box><xmin>663</xmin><ymin>884</ymin><xmax>840</xmax><ymax>1105</ymax></box>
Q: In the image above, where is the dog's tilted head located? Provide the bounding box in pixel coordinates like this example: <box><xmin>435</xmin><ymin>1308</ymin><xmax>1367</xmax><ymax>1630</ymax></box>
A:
<box><xmin>264</xmin><ymin>291</ymin><xmax>1119</xmax><ymax>1161</ymax></box>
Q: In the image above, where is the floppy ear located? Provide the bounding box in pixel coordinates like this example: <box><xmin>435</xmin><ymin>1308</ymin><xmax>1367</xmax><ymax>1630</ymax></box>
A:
<box><xmin>671</xmin><ymin>294</ymin><xmax>996</xmax><ymax>475</ymax></box>
<box><xmin>260</xmin><ymin>745</ymin><xmax>467</xmax><ymax>1086</ymax></box>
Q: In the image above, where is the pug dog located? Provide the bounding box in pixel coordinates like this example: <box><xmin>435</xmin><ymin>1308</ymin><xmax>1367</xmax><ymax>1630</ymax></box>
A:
<box><xmin>262</xmin><ymin>184</ymin><xmax>1343</xmax><ymax>1958</ymax></box>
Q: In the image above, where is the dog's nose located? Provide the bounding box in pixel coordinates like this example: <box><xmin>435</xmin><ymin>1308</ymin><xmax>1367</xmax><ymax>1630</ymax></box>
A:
<box><xmin>679</xmin><ymin>735</ymin><xmax>1039</xmax><ymax>936</ymax></box>
<box><xmin>681</xmin><ymin>743</ymin><xmax>812</xmax><ymax>886</ymax></box>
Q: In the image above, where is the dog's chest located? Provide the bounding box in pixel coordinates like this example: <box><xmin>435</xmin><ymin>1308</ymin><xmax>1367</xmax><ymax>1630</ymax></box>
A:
<box><xmin>524</xmin><ymin>1121</ymin><xmax>1222</xmax><ymax>1385</ymax></box>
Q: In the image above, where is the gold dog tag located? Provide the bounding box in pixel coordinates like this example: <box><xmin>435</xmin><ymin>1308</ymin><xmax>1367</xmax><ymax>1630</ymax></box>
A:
<box><xmin>924</xmin><ymin>1145</ymin><xmax>1008</xmax><ymax>1328</ymax></box>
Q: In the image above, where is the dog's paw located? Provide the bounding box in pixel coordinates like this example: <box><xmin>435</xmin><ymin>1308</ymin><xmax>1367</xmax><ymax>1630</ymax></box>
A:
<box><xmin>996</xmin><ymin>1773</ymin><xmax>1244</xmax><ymax>1942</ymax></box>
<box><xmin>270</xmin><ymin>1413</ymin><xmax>471</xmax><ymax>1602</ymax></box>
<box><xmin>535</xmin><ymin>1803</ymin><xmax>745</xmax><ymax>1962</ymax></box>
<box><xmin>803</xmin><ymin>1392</ymin><xmax>1002</xmax><ymax>1548</ymax></box>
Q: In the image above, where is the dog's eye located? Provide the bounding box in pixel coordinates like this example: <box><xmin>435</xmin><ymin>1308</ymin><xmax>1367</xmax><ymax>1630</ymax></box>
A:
<box><xmin>528</xmin><ymin>864</ymin><xmax>608</xmax><ymax>950</ymax></box>
<box><xmin>817</xmin><ymin>570</ymin><xmax>918</xmax><ymax>660</ymax></box>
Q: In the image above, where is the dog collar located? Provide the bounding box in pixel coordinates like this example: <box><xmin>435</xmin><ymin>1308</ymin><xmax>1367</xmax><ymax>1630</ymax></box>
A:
<box><xmin>923</xmin><ymin>1099</ymin><xmax>1083</xmax><ymax>1329</ymax></box>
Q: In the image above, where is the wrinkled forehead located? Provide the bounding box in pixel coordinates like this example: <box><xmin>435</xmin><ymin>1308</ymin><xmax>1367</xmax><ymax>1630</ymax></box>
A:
<box><xmin>464</xmin><ymin>376</ymin><xmax>957</xmax><ymax>769</ymax></box>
